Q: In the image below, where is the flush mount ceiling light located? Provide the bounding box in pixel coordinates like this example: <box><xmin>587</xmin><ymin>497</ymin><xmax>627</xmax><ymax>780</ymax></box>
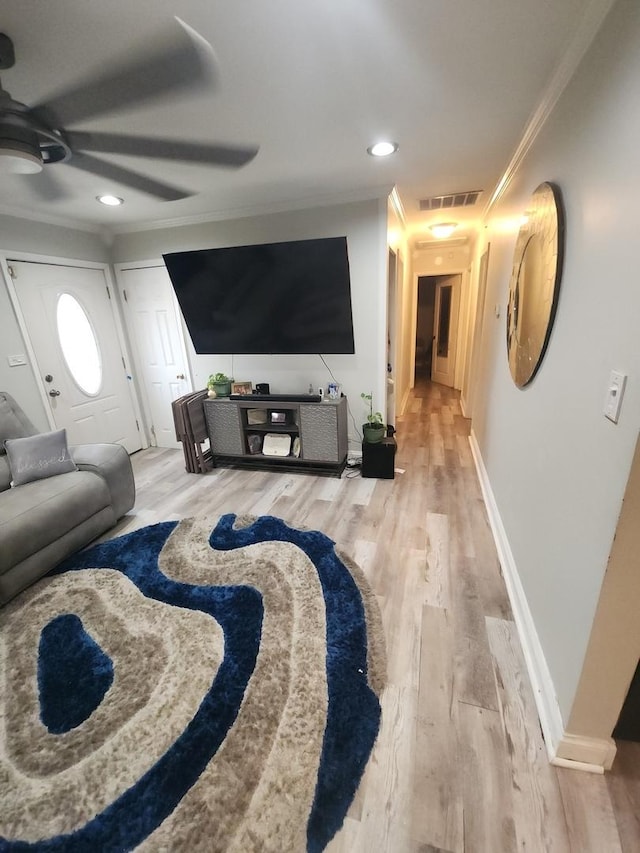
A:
<box><xmin>367</xmin><ymin>141</ymin><xmax>398</xmax><ymax>157</ymax></box>
<box><xmin>97</xmin><ymin>194</ymin><xmax>124</xmax><ymax>206</ymax></box>
<box><xmin>429</xmin><ymin>222</ymin><xmax>458</xmax><ymax>239</ymax></box>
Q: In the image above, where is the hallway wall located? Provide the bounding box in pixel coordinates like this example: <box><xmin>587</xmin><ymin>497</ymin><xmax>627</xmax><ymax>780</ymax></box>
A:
<box><xmin>471</xmin><ymin>0</ymin><xmax>640</xmax><ymax>739</ymax></box>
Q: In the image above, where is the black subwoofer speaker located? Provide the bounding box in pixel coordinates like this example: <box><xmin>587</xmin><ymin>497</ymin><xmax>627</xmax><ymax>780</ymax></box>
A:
<box><xmin>362</xmin><ymin>437</ymin><xmax>397</xmax><ymax>479</ymax></box>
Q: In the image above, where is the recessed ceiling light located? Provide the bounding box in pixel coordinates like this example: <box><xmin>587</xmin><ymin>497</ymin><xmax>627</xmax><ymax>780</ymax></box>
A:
<box><xmin>429</xmin><ymin>222</ymin><xmax>458</xmax><ymax>239</ymax></box>
<box><xmin>97</xmin><ymin>194</ymin><xmax>124</xmax><ymax>206</ymax></box>
<box><xmin>367</xmin><ymin>141</ymin><xmax>398</xmax><ymax>157</ymax></box>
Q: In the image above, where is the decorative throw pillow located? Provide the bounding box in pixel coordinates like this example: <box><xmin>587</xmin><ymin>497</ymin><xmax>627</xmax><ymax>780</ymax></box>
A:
<box><xmin>4</xmin><ymin>429</ymin><xmax>77</xmax><ymax>487</ymax></box>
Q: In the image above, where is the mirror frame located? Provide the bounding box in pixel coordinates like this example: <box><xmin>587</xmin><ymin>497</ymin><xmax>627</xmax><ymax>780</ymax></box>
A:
<box><xmin>506</xmin><ymin>181</ymin><xmax>565</xmax><ymax>388</ymax></box>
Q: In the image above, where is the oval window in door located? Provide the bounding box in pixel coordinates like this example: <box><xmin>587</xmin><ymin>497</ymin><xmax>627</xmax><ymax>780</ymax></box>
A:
<box><xmin>56</xmin><ymin>293</ymin><xmax>102</xmax><ymax>395</ymax></box>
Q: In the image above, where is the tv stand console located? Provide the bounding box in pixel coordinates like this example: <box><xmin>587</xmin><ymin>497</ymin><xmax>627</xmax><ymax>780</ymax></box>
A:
<box><xmin>204</xmin><ymin>396</ymin><xmax>348</xmax><ymax>475</ymax></box>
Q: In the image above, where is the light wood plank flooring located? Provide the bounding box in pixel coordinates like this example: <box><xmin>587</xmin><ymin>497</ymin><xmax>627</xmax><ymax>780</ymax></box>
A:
<box><xmin>111</xmin><ymin>380</ymin><xmax>638</xmax><ymax>853</ymax></box>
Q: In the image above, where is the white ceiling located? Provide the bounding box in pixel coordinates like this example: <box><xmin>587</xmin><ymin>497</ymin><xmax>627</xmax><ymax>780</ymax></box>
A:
<box><xmin>0</xmin><ymin>0</ymin><xmax>601</xmax><ymax>240</ymax></box>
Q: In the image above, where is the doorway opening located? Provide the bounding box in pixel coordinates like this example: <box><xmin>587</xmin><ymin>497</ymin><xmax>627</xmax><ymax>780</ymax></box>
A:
<box><xmin>415</xmin><ymin>273</ymin><xmax>461</xmax><ymax>387</ymax></box>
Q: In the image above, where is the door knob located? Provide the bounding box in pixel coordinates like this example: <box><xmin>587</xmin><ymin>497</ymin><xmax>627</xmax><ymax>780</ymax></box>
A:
<box><xmin>176</xmin><ymin>374</ymin><xmax>185</xmax><ymax>380</ymax></box>
<box><xmin>49</xmin><ymin>389</ymin><xmax>61</xmax><ymax>397</ymax></box>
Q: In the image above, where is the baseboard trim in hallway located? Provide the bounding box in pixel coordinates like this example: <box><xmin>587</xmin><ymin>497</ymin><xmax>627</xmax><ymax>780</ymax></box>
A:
<box><xmin>468</xmin><ymin>430</ymin><xmax>612</xmax><ymax>772</ymax></box>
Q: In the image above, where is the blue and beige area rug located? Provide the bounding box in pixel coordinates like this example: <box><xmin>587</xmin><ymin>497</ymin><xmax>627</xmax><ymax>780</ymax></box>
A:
<box><xmin>0</xmin><ymin>514</ymin><xmax>386</xmax><ymax>852</ymax></box>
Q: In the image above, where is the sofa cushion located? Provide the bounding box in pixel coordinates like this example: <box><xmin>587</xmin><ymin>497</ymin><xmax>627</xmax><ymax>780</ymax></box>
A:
<box><xmin>4</xmin><ymin>429</ymin><xmax>77</xmax><ymax>487</ymax></box>
<box><xmin>0</xmin><ymin>470</ymin><xmax>112</xmax><ymax>576</ymax></box>
<box><xmin>0</xmin><ymin>392</ymin><xmax>38</xmax><ymax>454</ymax></box>
<box><xmin>0</xmin><ymin>456</ymin><xmax>11</xmax><ymax>493</ymax></box>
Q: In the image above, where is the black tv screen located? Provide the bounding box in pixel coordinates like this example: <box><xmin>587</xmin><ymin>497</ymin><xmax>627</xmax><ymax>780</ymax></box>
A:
<box><xmin>163</xmin><ymin>236</ymin><xmax>355</xmax><ymax>354</ymax></box>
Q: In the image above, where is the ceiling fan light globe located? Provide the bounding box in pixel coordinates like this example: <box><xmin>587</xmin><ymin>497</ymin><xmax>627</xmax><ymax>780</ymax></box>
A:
<box><xmin>0</xmin><ymin>147</ymin><xmax>43</xmax><ymax>174</ymax></box>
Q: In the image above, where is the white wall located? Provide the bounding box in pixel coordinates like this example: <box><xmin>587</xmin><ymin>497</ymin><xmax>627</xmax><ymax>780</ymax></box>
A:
<box><xmin>112</xmin><ymin>198</ymin><xmax>388</xmax><ymax>450</ymax></box>
<box><xmin>0</xmin><ymin>217</ymin><xmax>108</xmax><ymax>429</ymax></box>
<box><xmin>470</xmin><ymin>0</ymin><xmax>640</xmax><ymax>724</ymax></box>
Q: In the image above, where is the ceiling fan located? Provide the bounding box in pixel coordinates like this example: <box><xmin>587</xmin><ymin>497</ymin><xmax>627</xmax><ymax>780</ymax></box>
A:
<box><xmin>0</xmin><ymin>19</ymin><xmax>259</xmax><ymax>201</ymax></box>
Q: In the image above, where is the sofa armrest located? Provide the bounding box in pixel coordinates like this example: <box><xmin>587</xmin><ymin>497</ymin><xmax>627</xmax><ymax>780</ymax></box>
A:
<box><xmin>69</xmin><ymin>444</ymin><xmax>135</xmax><ymax>520</ymax></box>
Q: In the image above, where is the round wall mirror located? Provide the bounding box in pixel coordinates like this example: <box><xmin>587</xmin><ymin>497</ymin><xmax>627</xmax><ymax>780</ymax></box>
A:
<box><xmin>506</xmin><ymin>181</ymin><xmax>564</xmax><ymax>387</ymax></box>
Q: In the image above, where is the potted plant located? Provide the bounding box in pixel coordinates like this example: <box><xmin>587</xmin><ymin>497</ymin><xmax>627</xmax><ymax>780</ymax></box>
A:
<box><xmin>207</xmin><ymin>372</ymin><xmax>232</xmax><ymax>398</ymax></box>
<box><xmin>361</xmin><ymin>392</ymin><xmax>385</xmax><ymax>443</ymax></box>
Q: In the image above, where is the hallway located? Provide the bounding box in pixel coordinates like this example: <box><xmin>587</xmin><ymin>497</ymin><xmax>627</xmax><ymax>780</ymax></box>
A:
<box><xmin>118</xmin><ymin>380</ymin><xmax>639</xmax><ymax>851</ymax></box>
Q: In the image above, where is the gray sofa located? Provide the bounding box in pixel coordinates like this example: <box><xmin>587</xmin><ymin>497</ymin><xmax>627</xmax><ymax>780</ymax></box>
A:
<box><xmin>0</xmin><ymin>392</ymin><xmax>135</xmax><ymax>606</ymax></box>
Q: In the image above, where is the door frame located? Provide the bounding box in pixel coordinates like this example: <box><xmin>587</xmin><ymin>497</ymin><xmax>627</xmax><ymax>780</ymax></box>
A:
<box><xmin>461</xmin><ymin>245</ymin><xmax>490</xmax><ymax>418</ymax></box>
<box><xmin>386</xmin><ymin>248</ymin><xmax>398</xmax><ymax>427</ymax></box>
<box><xmin>410</xmin><ymin>264</ymin><xmax>470</xmax><ymax>392</ymax></box>
<box><xmin>114</xmin><ymin>259</ymin><xmax>194</xmax><ymax>447</ymax></box>
<box><xmin>1</xmin><ymin>250</ymin><xmax>147</xmax><ymax>447</ymax></box>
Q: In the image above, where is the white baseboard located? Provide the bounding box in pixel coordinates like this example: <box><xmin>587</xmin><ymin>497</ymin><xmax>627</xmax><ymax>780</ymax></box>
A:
<box><xmin>553</xmin><ymin>733</ymin><xmax>616</xmax><ymax>772</ymax></box>
<box><xmin>468</xmin><ymin>431</ymin><xmax>615</xmax><ymax>772</ymax></box>
<box><xmin>460</xmin><ymin>393</ymin><xmax>469</xmax><ymax>418</ymax></box>
<box><xmin>400</xmin><ymin>386</ymin><xmax>411</xmax><ymax>417</ymax></box>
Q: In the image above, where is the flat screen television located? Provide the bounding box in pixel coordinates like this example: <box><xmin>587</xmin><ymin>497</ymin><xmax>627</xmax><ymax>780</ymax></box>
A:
<box><xmin>163</xmin><ymin>236</ymin><xmax>355</xmax><ymax>354</ymax></box>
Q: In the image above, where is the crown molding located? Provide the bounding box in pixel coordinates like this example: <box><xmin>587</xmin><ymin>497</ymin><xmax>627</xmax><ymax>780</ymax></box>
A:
<box><xmin>388</xmin><ymin>186</ymin><xmax>407</xmax><ymax>229</ymax></box>
<box><xmin>0</xmin><ymin>184</ymin><xmax>394</xmax><ymax>239</ymax></box>
<box><xmin>0</xmin><ymin>203</ymin><xmax>103</xmax><ymax>234</ymax></box>
<box><xmin>414</xmin><ymin>237</ymin><xmax>469</xmax><ymax>250</ymax></box>
<box><xmin>485</xmin><ymin>0</ymin><xmax>617</xmax><ymax>214</ymax></box>
<box><xmin>108</xmin><ymin>184</ymin><xmax>395</xmax><ymax>236</ymax></box>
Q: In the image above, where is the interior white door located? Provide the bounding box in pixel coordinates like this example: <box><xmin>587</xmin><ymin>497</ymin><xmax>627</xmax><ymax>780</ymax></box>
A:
<box><xmin>117</xmin><ymin>264</ymin><xmax>191</xmax><ymax>448</ymax></box>
<box><xmin>9</xmin><ymin>260</ymin><xmax>142</xmax><ymax>452</ymax></box>
<box><xmin>431</xmin><ymin>275</ymin><xmax>461</xmax><ymax>387</ymax></box>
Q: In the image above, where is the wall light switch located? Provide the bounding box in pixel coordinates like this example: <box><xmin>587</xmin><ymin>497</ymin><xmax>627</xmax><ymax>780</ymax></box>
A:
<box><xmin>7</xmin><ymin>354</ymin><xmax>27</xmax><ymax>367</ymax></box>
<box><xmin>604</xmin><ymin>370</ymin><xmax>627</xmax><ymax>423</ymax></box>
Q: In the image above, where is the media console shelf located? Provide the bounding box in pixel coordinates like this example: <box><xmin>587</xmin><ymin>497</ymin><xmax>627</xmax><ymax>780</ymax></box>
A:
<box><xmin>203</xmin><ymin>396</ymin><xmax>348</xmax><ymax>476</ymax></box>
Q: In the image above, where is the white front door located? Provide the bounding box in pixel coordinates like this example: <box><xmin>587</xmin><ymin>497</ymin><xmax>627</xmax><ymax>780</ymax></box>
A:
<box><xmin>431</xmin><ymin>275</ymin><xmax>461</xmax><ymax>388</ymax></box>
<box><xmin>8</xmin><ymin>260</ymin><xmax>142</xmax><ymax>453</ymax></box>
<box><xmin>116</xmin><ymin>264</ymin><xmax>192</xmax><ymax>448</ymax></box>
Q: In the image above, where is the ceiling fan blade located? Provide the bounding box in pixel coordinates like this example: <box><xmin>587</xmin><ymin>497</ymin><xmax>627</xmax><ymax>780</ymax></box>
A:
<box><xmin>66</xmin><ymin>130</ymin><xmax>259</xmax><ymax>168</ymax></box>
<box><xmin>31</xmin><ymin>18</ymin><xmax>216</xmax><ymax>129</ymax></box>
<box><xmin>66</xmin><ymin>151</ymin><xmax>190</xmax><ymax>201</ymax></box>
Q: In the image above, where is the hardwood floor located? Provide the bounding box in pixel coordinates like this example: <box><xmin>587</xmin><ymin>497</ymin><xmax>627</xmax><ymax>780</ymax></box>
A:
<box><xmin>114</xmin><ymin>380</ymin><xmax>638</xmax><ymax>852</ymax></box>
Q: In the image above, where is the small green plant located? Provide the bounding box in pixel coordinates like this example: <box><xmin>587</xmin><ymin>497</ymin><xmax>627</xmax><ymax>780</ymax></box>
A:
<box><xmin>208</xmin><ymin>372</ymin><xmax>231</xmax><ymax>388</ymax></box>
<box><xmin>360</xmin><ymin>392</ymin><xmax>384</xmax><ymax>425</ymax></box>
<box><xmin>207</xmin><ymin>372</ymin><xmax>233</xmax><ymax>398</ymax></box>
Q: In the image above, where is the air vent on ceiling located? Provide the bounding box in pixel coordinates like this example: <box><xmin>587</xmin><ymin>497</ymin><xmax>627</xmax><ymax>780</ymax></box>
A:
<box><xmin>419</xmin><ymin>190</ymin><xmax>482</xmax><ymax>211</ymax></box>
